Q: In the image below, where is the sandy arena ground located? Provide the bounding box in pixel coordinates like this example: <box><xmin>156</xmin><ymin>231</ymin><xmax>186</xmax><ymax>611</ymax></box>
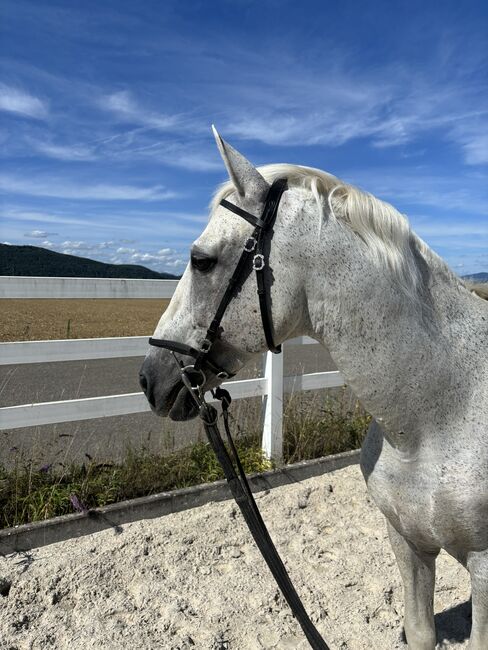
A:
<box><xmin>0</xmin><ymin>465</ymin><xmax>472</xmax><ymax>649</ymax></box>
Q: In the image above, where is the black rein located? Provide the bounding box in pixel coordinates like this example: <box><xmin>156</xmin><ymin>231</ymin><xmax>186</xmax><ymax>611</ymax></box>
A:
<box><xmin>148</xmin><ymin>178</ymin><xmax>331</xmax><ymax>650</ymax></box>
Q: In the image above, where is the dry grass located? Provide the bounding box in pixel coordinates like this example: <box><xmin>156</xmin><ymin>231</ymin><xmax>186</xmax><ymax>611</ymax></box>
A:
<box><xmin>0</xmin><ymin>299</ymin><xmax>169</xmax><ymax>341</ymax></box>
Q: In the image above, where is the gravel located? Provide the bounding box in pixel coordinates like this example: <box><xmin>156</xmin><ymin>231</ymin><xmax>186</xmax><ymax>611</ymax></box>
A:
<box><xmin>0</xmin><ymin>465</ymin><xmax>471</xmax><ymax>649</ymax></box>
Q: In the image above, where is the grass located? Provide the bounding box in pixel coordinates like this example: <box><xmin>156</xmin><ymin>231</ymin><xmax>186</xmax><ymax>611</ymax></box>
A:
<box><xmin>283</xmin><ymin>387</ymin><xmax>371</xmax><ymax>464</ymax></box>
<box><xmin>0</xmin><ymin>392</ymin><xmax>370</xmax><ymax>530</ymax></box>
<box><xmin>0</xmin><ymin>298</ymin><xmax>169</xmax><ymax>341</ymax></box>
<box><xmin>0</xmin><ymin>434</ymin><xmax>272</xmax><ymax>529</ymax></box>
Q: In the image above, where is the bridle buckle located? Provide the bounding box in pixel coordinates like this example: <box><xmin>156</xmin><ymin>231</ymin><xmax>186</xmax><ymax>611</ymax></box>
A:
<box><xmin>200</xmin><ymin>338</ymin><xmax>212</xmax><ymax>353</ymax></box>
<box><xmin>244</xmin><ymin>237</ymin><xmax>257</xmax><ymax>252</ymax></box>
<box><xmin>252</xmin><ymin>253</ymin><xmax>265</xmax><ymax>271</ymax></box>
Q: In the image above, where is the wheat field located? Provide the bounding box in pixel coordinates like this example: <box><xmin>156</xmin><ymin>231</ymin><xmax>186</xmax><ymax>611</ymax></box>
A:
<box><xmin>0</xmin><ymin>299</ymin><xmax>170</xmax><ymax>341</ymax></box>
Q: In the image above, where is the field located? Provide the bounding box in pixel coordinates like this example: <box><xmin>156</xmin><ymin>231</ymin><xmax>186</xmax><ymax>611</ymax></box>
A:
<box><xmin>0</xmin><ymin>299</ymin><xmax>169</xmax><ymax>341</ymax></box>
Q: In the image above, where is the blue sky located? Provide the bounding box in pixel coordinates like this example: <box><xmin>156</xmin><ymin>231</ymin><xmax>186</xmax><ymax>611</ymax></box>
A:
<box><xmin>1</xmin><ymin>0</ymin><xmax>487</xmax><ymax>275</ymax></box>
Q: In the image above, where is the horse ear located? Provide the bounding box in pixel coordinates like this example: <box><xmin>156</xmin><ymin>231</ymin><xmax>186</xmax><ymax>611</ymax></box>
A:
<box><xmin>212</xmin><ymin>125</ymin><xmax>269</xmax><ymax>199</ymax></box>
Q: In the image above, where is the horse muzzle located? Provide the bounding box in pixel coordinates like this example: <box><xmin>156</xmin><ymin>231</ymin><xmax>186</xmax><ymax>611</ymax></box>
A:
<box><xmin>139</xmin><ymin>353</ymin><xmax>202</xmax><ymax>421</ymax></box>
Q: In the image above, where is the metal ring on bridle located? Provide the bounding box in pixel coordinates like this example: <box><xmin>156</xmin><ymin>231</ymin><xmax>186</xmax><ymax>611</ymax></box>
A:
<box><xmin>200</xmin><ymin>338</ymin><xmax>212</xmax><ymax>353</ymax></box>
<box><xmin>253</xmin><ymin>253</ymin><xmax>265</xmax><ymax>270</ymax></box>
<box><xmin>181</xmin><ymin>365</ymin><xmax>206</xmax><ymax>389</ymax></box>
<box><xmin>244</xmin><ymin>236</ymin><xmax>257</xmax><ymax>252</ymax></box>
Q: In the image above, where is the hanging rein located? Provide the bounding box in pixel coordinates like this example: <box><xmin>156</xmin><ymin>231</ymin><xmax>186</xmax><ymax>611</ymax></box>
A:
<box><xmin>148</xmin><ymin>178</ymin><xmax>330</xmax><ymax>650</ymax></box>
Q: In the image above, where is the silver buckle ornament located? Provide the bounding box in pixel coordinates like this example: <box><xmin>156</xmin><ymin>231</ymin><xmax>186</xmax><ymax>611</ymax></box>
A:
<box><xmin>200</xmin><ymin>338</ymin><xmax>212</xmax><ymax>353</ymax></box>
<box><xmin>252</xmin><ymin>254</ymin><xmax>265</xmax><ymax>270</ymax></box>
<box><xmin>244</xmin><ymin>237</ymin><xmax>257</xmax><ymax>252</ymax></box>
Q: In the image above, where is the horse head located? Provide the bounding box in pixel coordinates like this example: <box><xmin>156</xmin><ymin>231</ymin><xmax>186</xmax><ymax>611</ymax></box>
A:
<box><xmin>139</xmin><ymin>128</ymin><xmax>313</xmax><ymax>420</ymax></box>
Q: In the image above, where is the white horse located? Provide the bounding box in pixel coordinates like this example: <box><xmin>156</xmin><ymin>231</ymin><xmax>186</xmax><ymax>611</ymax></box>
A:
<box><xmin>140</xmin><ymin>129</ymin><xmax>488</xmax><ymax>649</ymax></box>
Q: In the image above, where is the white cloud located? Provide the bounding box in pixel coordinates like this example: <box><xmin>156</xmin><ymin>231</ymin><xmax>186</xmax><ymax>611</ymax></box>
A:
<box><xmin>1</xmin><ymin>207</ymin><xmax>97</xmax><ymax>227</ymax></box>
<box><xmin>414</xmin><ymin>223</ymin><xmax>488</xmax><ymax>237</ymax></box>
<box><xmin>31</xmin><ymin>141</ymin><xmax>96</xmax><ymax>161</ymax></box>
<box><xmin>0</xmin><ymin>175</ymin><xmax>177</xmax><ymax>201</ymax></box>
<box><xmin>24</xmin><ymin>229</ymin><xmax>58</xmax><ymax>238</ymax></box>
<box><xmin>101</xmin><ymin>90</ymin><xmax>182</xmax><ymax>131</ymax></box>
<box><xmin>60</xmin><ymin>240</ymin><xmax>92</xmax><ymax>250</ymax></box>
<box><xmin>41</xmin><ymin>240</ymin><xmax>186</xmax><ymax>273</ymax></box>
<box><xmin>108</xmin><ymin>245</ymin><xmax>186</xmax><ymax>272</ymax></box>
<box><xmin>0</xmin><ymin>84</ymin><xmax>48</xmax><ymax>119</ymax></box>
<box><xmin>342</xmin><ymin>168</ymin><xmax>488</xmax><ymax>217</ymax></box>
<box><xmin>60</xmin><ymin>240</ymin><xmax>117</xmax><ymax>252</ymax></box>
<box><xmin>448</xmin><ymin>124</ymin><xmax>488</xmax><ymax>166</ymax></box>
<box><xmin>120</xmin><ymin>139</ymin><xmax>222</xmax><ymax>171</ymax></box>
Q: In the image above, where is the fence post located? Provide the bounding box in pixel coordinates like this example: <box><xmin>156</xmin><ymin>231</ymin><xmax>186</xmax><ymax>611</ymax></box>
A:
<box><xmin>262</xmin><ymin>350</ymin><xmax>284</xmax><ymax>462</ymax></box>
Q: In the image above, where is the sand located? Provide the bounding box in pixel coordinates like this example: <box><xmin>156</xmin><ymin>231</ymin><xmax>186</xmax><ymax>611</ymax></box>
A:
<box><xmin>0</xmin><ymin>465</ymin><xmax>471</xmax><ymax>649</ymax></box>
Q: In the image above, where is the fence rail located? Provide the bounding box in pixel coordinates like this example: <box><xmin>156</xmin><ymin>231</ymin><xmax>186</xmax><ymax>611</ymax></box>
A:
<box><xmin>0</xmin><ymin>276</ymin><xmax>178</xmax><ymax>299</ymax></box>
<box><xmin>0</xmin><ymin>276</ymin><xmax>345</xmax><ymax>459</ymax></box>
<box><xmin>0</xmin><ymin>335</ymin><xmax>317</xmax><ymax>366</ymax></box>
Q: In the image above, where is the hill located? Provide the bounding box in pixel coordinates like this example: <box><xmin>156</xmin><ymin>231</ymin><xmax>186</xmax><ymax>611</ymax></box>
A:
<box><xmin>462</xmin><ymin>272</ymin><xmax>488</xmax><ymax>283</ymax></box>
<box><xmin>0</xmin><ymin>244</ymin><xmax>179</xmax><ymax>279</ymax></box>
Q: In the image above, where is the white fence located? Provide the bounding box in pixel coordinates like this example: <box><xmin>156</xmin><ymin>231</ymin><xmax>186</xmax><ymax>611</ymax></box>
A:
<box><xmin>0</xmin><ymin>276</ymin><xmax>345</xmax><ymax>460</ymax></box>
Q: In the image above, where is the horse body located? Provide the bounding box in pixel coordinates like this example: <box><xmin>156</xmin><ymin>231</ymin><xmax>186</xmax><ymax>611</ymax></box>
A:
<box><xmin>357</xmin><ymin>284</ymin><xmax>488</xmax><ymax>557</ymax></box>
<box><xmin>140</xmin><ymin>129</ymin><xmax>488</xmax><ymax>649</ymax></box>
<box><xmin>307</xmin><ymin>230</ymin><xmax>488</xmax><ymax>647</ymax></box>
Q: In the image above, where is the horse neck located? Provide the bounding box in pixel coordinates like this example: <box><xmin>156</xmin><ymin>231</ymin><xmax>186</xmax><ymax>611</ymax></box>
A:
<box><xmin>305</xmin><ymin>234</ymin><xmax>480</xmax><ymax>436</ymax></box>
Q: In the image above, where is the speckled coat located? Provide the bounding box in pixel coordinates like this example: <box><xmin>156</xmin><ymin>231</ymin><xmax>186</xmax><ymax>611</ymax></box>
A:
<box><xmin>141</xmin><ymin>130</ymin><xmax>488</xmax><ymax>650</ymax></box>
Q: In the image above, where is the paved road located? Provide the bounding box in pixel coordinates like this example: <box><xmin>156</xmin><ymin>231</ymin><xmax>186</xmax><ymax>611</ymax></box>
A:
<box><xmin>0</xmin><ymin>344</ymin><xmax>342</xmax><ymax>467</ymax></box>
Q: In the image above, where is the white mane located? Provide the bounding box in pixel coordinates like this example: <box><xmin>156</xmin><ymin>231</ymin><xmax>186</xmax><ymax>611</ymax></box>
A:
<box><xmin>212</xmin><ymin>163</ymin><xmax>460</xmax><ymax>314</ymax></box>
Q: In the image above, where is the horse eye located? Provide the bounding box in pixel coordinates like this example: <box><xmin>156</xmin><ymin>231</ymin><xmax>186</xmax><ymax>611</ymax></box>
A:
<box><xmin>191</xmin><ymin>252</ymin><xmax>217</xmax><ymax>273</ymax></box>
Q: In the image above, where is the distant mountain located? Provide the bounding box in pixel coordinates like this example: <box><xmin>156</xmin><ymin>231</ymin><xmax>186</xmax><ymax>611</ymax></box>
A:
<box><xmin>463</xmin><ymin>272</ymin><xmax>488</xmax><ymax>282</ymax></box>
<box><xmin>1</xmin><ymin>243</ymin><xmax>485</xmax><ymax>284</ymax></box>
<box><xmin>0</xmin><ymin>244</ymin><xmax>180</xmax><ymax>279</ymax></box>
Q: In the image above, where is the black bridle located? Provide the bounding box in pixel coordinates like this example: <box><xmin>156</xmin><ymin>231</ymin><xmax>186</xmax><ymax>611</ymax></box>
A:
<box><xmin>148</xmin><ymin>177</ymin><xmax>288</xmax><ymax>378</ymax></box>
<box><xmin>147</xmin><ymin>178</ymin><xmax>330</xmax><ymax>650</ymax></box>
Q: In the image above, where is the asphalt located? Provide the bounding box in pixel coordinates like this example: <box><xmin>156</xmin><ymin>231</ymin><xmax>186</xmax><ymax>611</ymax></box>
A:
<box><xmin>0</xmin><ymin>344</ymin><xmax>342</xmax><ymax>467</ymax></box>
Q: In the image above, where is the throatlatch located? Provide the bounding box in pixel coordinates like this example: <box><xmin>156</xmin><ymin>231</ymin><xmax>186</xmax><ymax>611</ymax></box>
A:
<box><xmin>149</xmin><ymin>179</ymin><xmax>331</xmax><ymax>650</ymax></box>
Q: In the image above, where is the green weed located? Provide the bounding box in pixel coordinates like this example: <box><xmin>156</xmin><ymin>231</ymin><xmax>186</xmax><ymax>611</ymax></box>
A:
<box><xmin>0</xmin><ymin>391</ymin><xmax>371</xmax><ymax>529</ymax></box>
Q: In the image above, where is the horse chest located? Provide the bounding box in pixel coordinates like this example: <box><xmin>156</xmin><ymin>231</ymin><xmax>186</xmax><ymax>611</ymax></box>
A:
<box><xmin>361</xmin><ymin>429</ymin><xmax>488</xmax><ymax>553</ymax></box>
<box><xmin>363</xmin><ymin>455</ymin><xmax>441</xmax><ymax>549</ymax></box>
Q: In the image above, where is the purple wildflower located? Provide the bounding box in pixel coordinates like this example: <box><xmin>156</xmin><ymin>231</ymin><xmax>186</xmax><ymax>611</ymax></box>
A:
<box><xmin>39</xmin><ymin>464</ymin><xmax>52</xmax><ymax>473</ymax></box>
<box><xmin>69</xmin><ymin>494</ymin><xmax>88</xmax><ymax>513</ymax></box>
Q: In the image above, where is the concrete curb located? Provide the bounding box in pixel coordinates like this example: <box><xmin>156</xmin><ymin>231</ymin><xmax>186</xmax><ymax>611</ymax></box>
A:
<box><xmin>0</xmin><ymin>449</ymin><xmax>360</xmax><ymax>554</ymax></box>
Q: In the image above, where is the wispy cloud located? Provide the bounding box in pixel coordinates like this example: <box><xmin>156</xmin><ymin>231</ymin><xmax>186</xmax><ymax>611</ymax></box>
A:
<box><xmin>342</xmin><ymin>168</ymin><xmax>488</xmax><ymax>217</ymax></box>
<box><xmin>221</xmin><ymin>69</ymin><xmax>488</xmax><ymax>166</ymax></box>
<box><xmin>24</xmin><ymin>229</ymin><xmax>58</xmax><ymax>238</ymax></box>
<box><xmin>0</xmin><ymin>83</ymin><xmax>48</xmax><ymax>119</ymax></box>
<box><xmin>118</xmin><ymin>139</ymin><xmax>222</xmax><ymax>171</ymax></box>
<box><xmin>2</xmin><ymin>2</ymin><xmax>486</xmax><ymax>276</ymax></box>
<box><xmin>0</xmin><ymin>174</ymin><xmax>177</xmax><ymax>201</ymax></box>
<box><xmin>448</xmin><ymin>120</ymin><xmax>488</xmax><ymax>165</ymax></box>
<box><xmin>30</xmin><ymin>140</ymin><xmax>96</xmax><ymax>161</ymax></box>
<box><xmin>100</xmin><ymin>90</ymin><xmax>183</xmax><ymax>131</ymax></box>
<box><xmin>413</xmin><ymin>222</ymin><xmax>488</xmax><ymax>237</ymax></box>
<box><xmin>1</xmin><ymin>207</ymin><xmax>99</xmax><ymax>227</ymax></box>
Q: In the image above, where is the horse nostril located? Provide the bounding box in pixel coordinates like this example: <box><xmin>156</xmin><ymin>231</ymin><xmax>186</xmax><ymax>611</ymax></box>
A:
<box><xmin>139</xmin><ymin>370</ymin><xmax>157</xmax><ymax>408</ymax></box>
<box><xmin>139</xmin><ymin>372</ymin><xmax>148</xmax><ymax>394</ymax></box>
